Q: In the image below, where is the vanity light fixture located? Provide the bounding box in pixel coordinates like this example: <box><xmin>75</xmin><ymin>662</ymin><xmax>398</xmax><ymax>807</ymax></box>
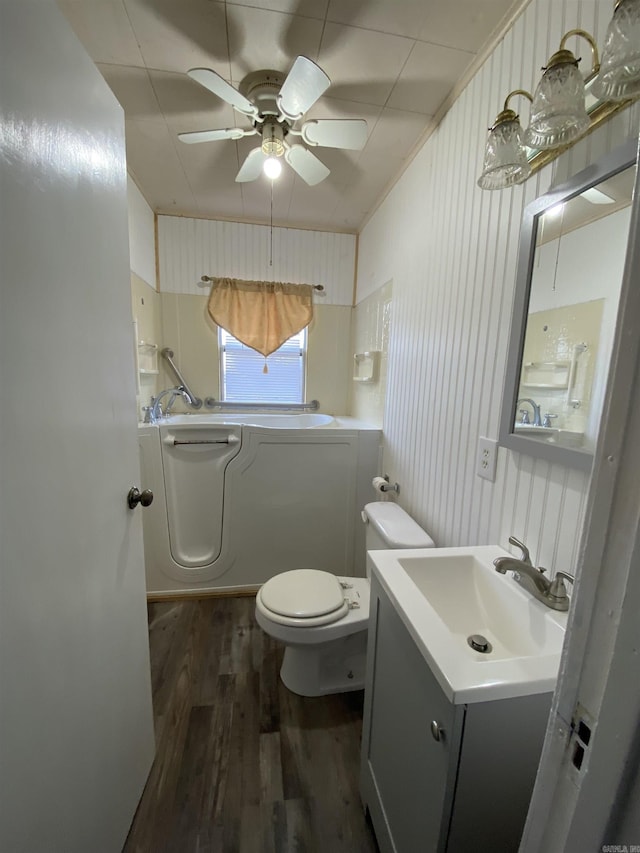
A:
<box><xmin>478</xmin><ymin>3</ymin><xmax>640</xmax><ymax>190</ymax></box>
<box><xmin>525</xmin><ymin>29</ymin><xmax>599</xmax><ymax>150</ymax></box>
<box><xmin>593</xmin><ymin>0</ymin><xmax>640</xmax><ymax>101</ymax></box>
<box><xmin>477</xmin><ymin>90</ymin><xmax>533</xmax><ymax>190</ymax></box>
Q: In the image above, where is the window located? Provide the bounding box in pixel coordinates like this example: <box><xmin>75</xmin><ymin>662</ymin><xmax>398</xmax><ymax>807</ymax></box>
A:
<box><xmin>219</xmin><ymin>328</ymin><xmax>306</xmax><ymax>403</ymax></box>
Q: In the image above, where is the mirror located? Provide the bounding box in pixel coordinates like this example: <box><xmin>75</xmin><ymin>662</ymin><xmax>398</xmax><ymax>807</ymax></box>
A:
<box><xmin>499</xmin><ymin>137</ymin><xmax>639</xmax><ymax>472</ymax></box>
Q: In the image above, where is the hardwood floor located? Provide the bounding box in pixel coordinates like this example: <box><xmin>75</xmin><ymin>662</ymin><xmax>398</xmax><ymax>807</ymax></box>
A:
<box><xmin>124</xmin><ymin>597</ymin><xmax>380</xmax><ymax>853</ymax></box>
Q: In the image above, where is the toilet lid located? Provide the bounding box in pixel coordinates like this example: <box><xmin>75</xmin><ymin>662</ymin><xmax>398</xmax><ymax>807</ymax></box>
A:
<box><xmin>259</xmin><ymin>569</ymin><xmax>345</xmax><ymax>619</ymax></box>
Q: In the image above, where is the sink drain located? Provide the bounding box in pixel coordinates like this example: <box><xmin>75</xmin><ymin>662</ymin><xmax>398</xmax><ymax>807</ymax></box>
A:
<box><xmin>468</xmin><ymin>634</ymin><xmax>492</xmax><ymax>653</ymax></box>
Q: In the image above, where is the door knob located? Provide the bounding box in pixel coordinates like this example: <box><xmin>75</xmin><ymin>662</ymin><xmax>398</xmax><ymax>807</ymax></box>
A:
<box><xmin>127</xmin><ymin>487</ymin><xmax>154</xmax><ymax>509</ymax></box>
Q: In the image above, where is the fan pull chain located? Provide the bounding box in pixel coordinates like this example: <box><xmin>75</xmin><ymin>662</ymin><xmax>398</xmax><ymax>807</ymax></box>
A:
<box><xmin>269</xmin><ymin>180</ymin><xmax>274</xmax><ymax>267</ymax></box>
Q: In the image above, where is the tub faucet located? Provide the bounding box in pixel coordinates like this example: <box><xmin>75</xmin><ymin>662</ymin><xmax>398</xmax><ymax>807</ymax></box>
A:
<box><xmin>150</xmin><ymin>386</ymin><xmax>190</xmax><ymax>422</ymax></box>
<box><xmin>516</xmin><ymin>398</ymin><xmax>542</xmax><ymax>427</ymax></box>
<box><xmin>493</xmin><ymin>536</ymin><xmax>573</xmax><ymax>611</ymax></box>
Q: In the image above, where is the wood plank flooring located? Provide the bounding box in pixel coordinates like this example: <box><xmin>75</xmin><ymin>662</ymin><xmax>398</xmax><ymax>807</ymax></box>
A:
<box><xmin>124</xmin><ymin>597</ymin><xmax>379</xmax><ymax>853</ymax></box>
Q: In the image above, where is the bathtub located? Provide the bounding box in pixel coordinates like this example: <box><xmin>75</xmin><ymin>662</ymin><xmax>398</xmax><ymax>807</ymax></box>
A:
<box><xmin>138</xmin><ymin>414</ymin><xmax>382</xmax><ymax>596</ymax></box>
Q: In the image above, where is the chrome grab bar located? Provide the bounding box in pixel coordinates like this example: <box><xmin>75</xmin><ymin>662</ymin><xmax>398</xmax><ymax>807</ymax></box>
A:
<box><xmin>204</xmin><ymin>398</ymin><xmax>319</xmax><ymax>411</ymax></box>
<box><xmin>161</xmin><ymin>348</ymin><xmax>203</xmax><ymax>409</ymax></box>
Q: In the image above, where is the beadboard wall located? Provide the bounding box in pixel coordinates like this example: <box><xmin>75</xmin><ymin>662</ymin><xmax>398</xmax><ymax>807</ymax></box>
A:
<box><xmin>356</xmin><ymin>0</ymin><xmax>640</xmax><ymax>574</ymax></box>
<box><xmin>157</xmin><ymin>216</ymin><xmax>356</xmax><ymax>306</ymax></box>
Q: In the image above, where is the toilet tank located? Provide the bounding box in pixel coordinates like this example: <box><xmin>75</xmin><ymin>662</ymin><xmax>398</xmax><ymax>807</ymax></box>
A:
<box><xmin>362</xmin><ymin>502</ymin><xmax>435</xmax><ymax>577</ymax></box>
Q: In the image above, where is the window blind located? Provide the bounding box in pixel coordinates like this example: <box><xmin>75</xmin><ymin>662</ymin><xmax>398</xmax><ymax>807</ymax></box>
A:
<box><xmin>220</xmin><ymin>328</ymin><xmax>306</xmax><ymax>403</ymax></box>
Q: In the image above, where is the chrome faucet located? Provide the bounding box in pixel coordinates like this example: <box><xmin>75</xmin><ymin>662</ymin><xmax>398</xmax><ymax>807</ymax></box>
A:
<box><xmin>150</xmin><ymin>386</ymin><xmax>190</xmax><ymax>422</ymax></box>
<box><xmin>493</xmin><ymin>536</ymin><xmax>574</xmax><ymax>611</ymax></box>
<box><xmin>516</xmin><ymin>398</ymin><xmax>542</xmax><ymax>427</ymax></box>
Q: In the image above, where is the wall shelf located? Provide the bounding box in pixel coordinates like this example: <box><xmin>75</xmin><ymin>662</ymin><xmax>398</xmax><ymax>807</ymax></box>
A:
<box><xmin>137</xmin><ymin>340</ymin><xmax>158</xmax><ymax>375</ymax></box>
<box><xmin>353</xmin><ymin>351</ymin><xmax>379</xmax><ymax>383</ymax></box>
<box><xmin>521</xmin><ymin>361</ymin><xmax>570</xmax><ymax>390</ymax></box>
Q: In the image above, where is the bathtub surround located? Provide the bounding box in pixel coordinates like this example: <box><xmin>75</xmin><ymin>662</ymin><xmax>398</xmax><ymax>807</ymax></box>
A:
<box><xmin>349</xmin><ymin>279</ymin><xmax>393</xmax><ymax>427</ymax></box>
<box><xmin>128</xmin><ymin>178</ymin><xmax>160</xmax><ymax>414</ymax></box>
<box><xmin>158</xmin><ymin>293</ymin><xmax>352</xmax><ymax>416</ymax></box>
<box><xmin>128</xmin><ymin>215</ymin><xmax>358</xmax><ymax>416</ymax></box>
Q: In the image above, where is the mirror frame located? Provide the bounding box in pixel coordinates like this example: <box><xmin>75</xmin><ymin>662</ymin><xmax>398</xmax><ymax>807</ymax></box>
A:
<box><xmin>499</xmin><ymin>135</ymin><xmax>639</xmax><ymax>472</ymax></box>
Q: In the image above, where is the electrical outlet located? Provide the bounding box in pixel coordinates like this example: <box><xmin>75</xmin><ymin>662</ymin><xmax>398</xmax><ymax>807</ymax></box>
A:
<box><xmin>476</xmin><ymin>437</ymin><xmax>498</xmax><ymax>482</ymax></box>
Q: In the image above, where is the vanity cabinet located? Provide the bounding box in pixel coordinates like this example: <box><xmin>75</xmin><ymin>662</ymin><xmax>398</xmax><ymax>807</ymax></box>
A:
<box><xmin>360</xmin><ymin>575</ymin><xmax>552</xmax><ymax>853</ymax></box>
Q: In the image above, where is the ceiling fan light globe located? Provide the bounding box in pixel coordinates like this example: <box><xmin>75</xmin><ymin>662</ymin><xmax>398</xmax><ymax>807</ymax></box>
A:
<box><xmin>263</xmin><ymin>157</ymin><xmax>282</xmax><ymax>179</ymax></box>
<box><xmin>261</xmin><ymin>121</ymin><xmax>285</xmax><ymax>157</ymax></box>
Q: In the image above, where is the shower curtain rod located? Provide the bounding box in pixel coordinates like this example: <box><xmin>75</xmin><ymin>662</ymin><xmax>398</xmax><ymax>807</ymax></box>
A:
<box><xmin>199</xmin><ymin>275</ymin><xmax>324</xmax><ymax>292</ymax></box>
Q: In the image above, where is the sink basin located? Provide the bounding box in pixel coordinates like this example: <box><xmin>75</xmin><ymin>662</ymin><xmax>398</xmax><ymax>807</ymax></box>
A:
<box><xmin>514</xmin><ymin>424</ymin><xmax>584</xmax><ymax>447</ymax></box>
<box><xmin>369</xmin><ymin>546</ymin><xmax>567</xmax><ymax>703</ymax></box>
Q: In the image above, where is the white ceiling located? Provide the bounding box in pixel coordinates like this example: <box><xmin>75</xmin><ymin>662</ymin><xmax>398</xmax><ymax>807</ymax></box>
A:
<box><xmin>59</xmin><ymin>0</ymin><xmax>522</xmax><ymax>232</ymax></box>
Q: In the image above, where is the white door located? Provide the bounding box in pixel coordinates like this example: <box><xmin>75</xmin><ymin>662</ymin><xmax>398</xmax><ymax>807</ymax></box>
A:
<box><xmin>0</xmin><ymin>3</ymin><xmax>155</xmax><ymax>851</ymax></box>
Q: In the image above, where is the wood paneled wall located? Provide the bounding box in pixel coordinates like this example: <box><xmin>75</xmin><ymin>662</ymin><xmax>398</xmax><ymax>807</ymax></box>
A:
<box><xmin>158</xmin><ymin>216</ymin><xmax>356</xmax><ymax>306</ymax></box>
<box><xmin>356</xmin><ymin>0</ymin><xmax>640</xmax><ymax>573</ymax></box>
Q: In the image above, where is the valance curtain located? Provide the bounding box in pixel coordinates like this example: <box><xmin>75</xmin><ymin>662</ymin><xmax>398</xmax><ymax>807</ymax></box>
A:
<box><xmin>207</xmin><ymin>277</ymin><xmax>314</xmax><ymax>358</ymax></box>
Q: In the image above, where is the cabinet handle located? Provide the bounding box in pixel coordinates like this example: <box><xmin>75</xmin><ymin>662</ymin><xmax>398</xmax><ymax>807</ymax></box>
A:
<box><xmin>430</xmin><ymin>720</ymin><xmax>444</xmax><ymax>742</ymax></box>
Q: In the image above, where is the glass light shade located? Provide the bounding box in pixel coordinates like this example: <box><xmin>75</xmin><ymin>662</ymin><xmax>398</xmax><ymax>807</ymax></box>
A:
<box><xmin>263</xmin><ymin>156</ymin><xmax>282</xmax><ymax>179</ymax></box>
<box><xmin>477</xmin><ymin>112</ymin><xmax>531</xmax><ymax>190</ymax></box>
<box><xmin>261</xmin><ymin>122</ymin><xmax>285</xmax><ymax>157</ymax></box>
<box><xmin>592</xmin><ymin>0</ymin><xmax>640</xmax><ymax>101</ymax></box>
<box><xmin>524</xmin><ymin>53</ymin><xmax>590</xmax><ymax>150</ymax></box>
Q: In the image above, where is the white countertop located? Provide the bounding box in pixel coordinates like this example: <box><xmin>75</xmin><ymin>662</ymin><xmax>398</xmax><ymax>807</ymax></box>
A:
<box><xmin>369</xmin><ymin>545</ymin><xmax>568</xmax><ymax>704</ymax></box>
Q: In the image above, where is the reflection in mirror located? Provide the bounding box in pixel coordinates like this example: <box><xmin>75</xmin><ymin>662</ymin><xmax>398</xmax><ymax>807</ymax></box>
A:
<box><xmin>499</xmin><ymin>137</ymin><xmax>639</xmax><ymax>471</ymax></box>
<box><xmin>518</xmin><ymin>166</ymin><xmax>634</xmax><ymax>452</ymax></box>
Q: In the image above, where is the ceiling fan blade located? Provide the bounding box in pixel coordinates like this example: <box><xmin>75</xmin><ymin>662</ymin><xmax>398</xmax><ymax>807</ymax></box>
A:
<box><xmin>236</xmin><ymin>148</ymin><xmax>267</xmax><ymax>183</ymax></box>
<box><xmin>277</xmin><ymin>56</ymin><xmax>330</xmax><ymax>120</ymax></box>
<box><xmin>301</xmin><ymin>119</ymin><xmax>368</xmax><ymax>151</ymax></box>
<box><xmin>284</xmin><ymin>145</ymin><xmax>330</xmax><ymax>186</ymax></box>
<box><xmin>187</xmin><ymin>68</ymin><xmax>258</xmax><ymax>118</ymax></box>
<box><xmin>178</xmin><ymin>127</ymin><xmax>252</xmax><ymax>144</ymax></box>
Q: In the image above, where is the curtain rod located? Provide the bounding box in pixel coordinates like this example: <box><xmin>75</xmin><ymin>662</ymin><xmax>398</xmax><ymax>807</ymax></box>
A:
<box><xmin>199</xmin><ymin>275</ymin><xmax>324</xmax><ymax>292</ymax></box>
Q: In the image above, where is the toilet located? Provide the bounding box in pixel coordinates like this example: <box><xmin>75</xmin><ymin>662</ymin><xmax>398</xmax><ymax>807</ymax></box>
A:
<box><xmin>255</xmin><ymin>501</ymin><xmax>435</xmax><ymax>697</ymax></box>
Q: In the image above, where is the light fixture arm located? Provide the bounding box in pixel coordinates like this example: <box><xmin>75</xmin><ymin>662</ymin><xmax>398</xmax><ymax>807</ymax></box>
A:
<box><xmin>489</xmin><ymin>89</ymin><xmax>533</xmax><ymax>130</ymax></box>
<box><xmin>503</xmin><ymin>89</ymin><xmax>533</xmax><ymax>111</ymax></box>
<box><xmin>558</xmin><ymin>28</ymin><xmax>600</xmax><ymax>75</ymax></box>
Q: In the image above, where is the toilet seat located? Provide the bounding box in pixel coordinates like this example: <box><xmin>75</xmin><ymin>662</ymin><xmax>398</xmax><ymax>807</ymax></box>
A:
<box><xmin>257</xmin><ymin>569</ymin><xmax>350</xmax><ymax>627</ymax></box>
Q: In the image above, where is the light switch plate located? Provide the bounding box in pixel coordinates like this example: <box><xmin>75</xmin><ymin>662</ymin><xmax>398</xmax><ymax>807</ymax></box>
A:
<box><xmin>477</xmin><ymin>437</ymin><xmax>498</xmax><ymax>482</ymax></box>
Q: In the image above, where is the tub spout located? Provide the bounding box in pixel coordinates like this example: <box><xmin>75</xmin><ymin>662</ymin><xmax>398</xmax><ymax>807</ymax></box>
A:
<box><xmin>150</xmin><ymin>386</ymin><xmax>191</xmax><ymax>422</ymax></box>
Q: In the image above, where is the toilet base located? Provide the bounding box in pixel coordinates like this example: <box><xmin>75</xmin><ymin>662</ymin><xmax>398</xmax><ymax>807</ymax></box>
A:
<box><xmin>279</xmin><ymin>629</ymin><xmax>368</xmax><ymax>697</ymax></box>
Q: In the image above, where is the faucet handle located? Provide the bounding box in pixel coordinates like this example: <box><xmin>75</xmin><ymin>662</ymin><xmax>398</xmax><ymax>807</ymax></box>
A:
<box><xmin>543</xmin><ymin>413</ymin><xmax>558</xmax><ymax>428</ymax></box>
<box><xmin>508</xmin><ymin>535</ymin><xmax>532</xmax><ymax>565</ymax></box>
<box><xmin>548</xmin><ymin>570</ymin><xmax>575</xmax><ymax>600</ymax></box>
<box><xmin>519</xmin><ymin>409</ymin><xmax>531</xmax><ymax>425</ymax></box>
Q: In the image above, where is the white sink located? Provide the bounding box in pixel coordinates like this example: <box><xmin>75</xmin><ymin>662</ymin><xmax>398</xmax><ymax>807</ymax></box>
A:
<box><xmin>369</xmin><ymin>546</ymin><xmax>567</xmax><ymax>704</ymax></box>
<box><xmin>514</xmin><ymin>424</ymin><xmax>584</xmax><ymax>447</ymax></box>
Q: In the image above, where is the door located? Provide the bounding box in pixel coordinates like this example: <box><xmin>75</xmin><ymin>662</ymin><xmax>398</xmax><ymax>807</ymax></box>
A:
<box><xmin>0</xmin><ymin>3</ymin><xmax>155</xmax><ymax>851</ymax></box>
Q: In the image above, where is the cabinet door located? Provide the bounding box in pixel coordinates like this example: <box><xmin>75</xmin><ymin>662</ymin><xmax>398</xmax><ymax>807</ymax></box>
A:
<box><xmin>363</xmin><ymin>581</ymin><xmax>463</xmax><ymax>852</ymax></box>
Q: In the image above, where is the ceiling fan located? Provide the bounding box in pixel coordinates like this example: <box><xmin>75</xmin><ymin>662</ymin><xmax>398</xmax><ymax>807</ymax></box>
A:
<box><xmin>178</xmin><ymin>56</ymin><xmax>368</xmax><ymax>186</ymax></box>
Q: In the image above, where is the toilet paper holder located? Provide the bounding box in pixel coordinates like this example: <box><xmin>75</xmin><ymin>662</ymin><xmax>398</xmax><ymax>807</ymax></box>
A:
<box><xmin>373</xmin><ymin>475</ymin><xmax>400</xmax><ymax>494</ymax></box>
